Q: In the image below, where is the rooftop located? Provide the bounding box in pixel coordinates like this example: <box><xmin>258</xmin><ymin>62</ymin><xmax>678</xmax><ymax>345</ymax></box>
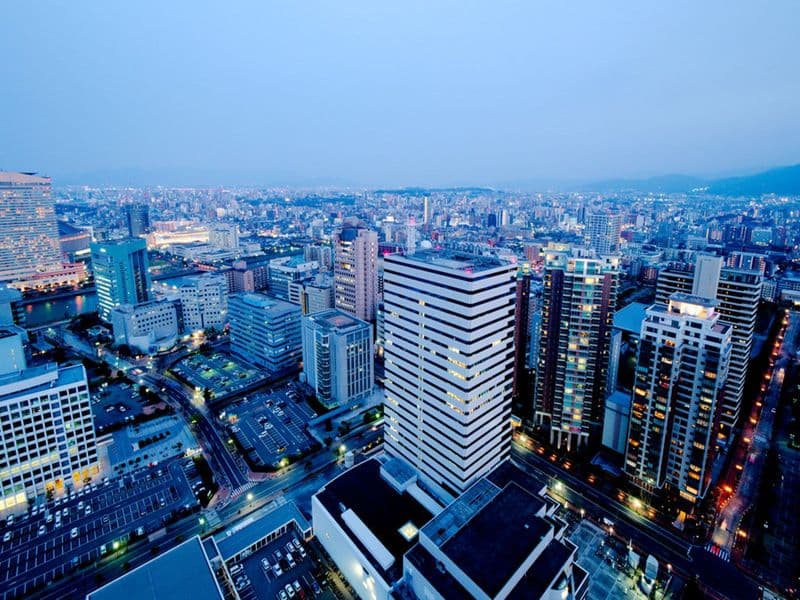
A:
<box><xmin>87</xmin><ymin>536</ymin><xmax>223</xmax><ymax>600</ymax></box>
<box><xmin>0</xmin><ymin>363</ymin><xmax>85</xmax><ymax>401</ymax></box>
<box><xmin>230</xmin><ymin>292</ymin><xmax>297</xmax><ymax>312</ymax></box>
<box><xmin>388</xmin><ymin>249</ymin><xmax>512</xmax><ymax>274</ymax></box>
<box><xmin>315</xmin><ymin>458</ymin><xmax>432</xmax><ymax>582</ymax></box>
<box><xmin>0</xmin><ymin>171</ymin><xmax>50</xmax><ymax>185</ymax></box>
<box><xmin>214</xmin><ymin>501</ymin><xmax>310</xmax><ymax>561</ymax></box>
<box><xmin>441</xmin><ymin>483</ymin><xmax>551</xmax><ymax>597</ymax></box>
<box><xmin>305</xmin><ymin>308</ymin><xmax>366</xmax><ymax>331</ymax></box>
<box><xmin>612</xmin><ymin>302</ymin><xmax>648</xmax><ymax>335</ymax></box>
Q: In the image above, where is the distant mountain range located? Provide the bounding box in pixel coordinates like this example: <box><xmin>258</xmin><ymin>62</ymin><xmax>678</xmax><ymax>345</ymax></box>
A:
<box><xmin>577</xmin><ymin>164</ymin><xmax>800</xmax><ymax>195</ymax></box>
<box><xmin>52</xmin><ymin>163</ymin><xmax>800</xmax><ymax>195</ymax></box>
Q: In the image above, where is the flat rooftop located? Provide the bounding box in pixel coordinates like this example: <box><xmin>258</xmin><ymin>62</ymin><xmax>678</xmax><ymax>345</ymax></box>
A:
<box><xmin>214</xmin><ymin>501</ymin><xmax>310</xmax><ymax>561</ymax></box>
<box><xmin>389</xmin><ymin>249</ymin><xmax>511</xmax><ymax>274</ymax></box>
<box><xmin>315</xmin><ymin>458</ymin><xmax>432</xmax><ymax>582</ymax></box>
<box><xmin>612</xmin><ymin>302</ymin><xmax>648</xmax><ymax>335</ymax></box>
<box><xmin>306</xmin><ymin>308</ymin><xmax>365</xmax><ymax>331</ymax></box>
<box><xmin>441</xmin><ymin>483</ymin><xmax>551</xmax><ymax>597</ymax></box>
<box><xmin>0</xmin><ymin>171</ymin><xmax>50</xmax><ymax>185</ymax></box>
<box><xmin>87</xmin><ymin>536</ymin><xmax>223</xmax><ymax>600</ymax></box>
<box><xmin>231</xmin><ymin>292</ymin><xmax>296</xmax><ymax>311</ymax></box>
<box><xmin>0</xmin><ymin>363</ymin><xmax>85</xmax><ymax>401</ymax></box>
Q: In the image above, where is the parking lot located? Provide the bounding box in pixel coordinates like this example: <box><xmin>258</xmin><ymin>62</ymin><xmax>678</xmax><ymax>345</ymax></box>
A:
<box><xmin>0</xmin><ymin>458</ymin><xmax>198</xmax><ymax>600</ymax></box>
<box><xmin>171</xmin><ymin>352</ymin><xmax>268</xmax><ymax>400</ymax></box>
<box><xmin>91</xmin><ymin>381</ymin><xmax>144</xmax><ymax>431</ymax></box>
<box><xmin>231</xmin><ymin>531</ymin><xmax>327</xmax><ymax>600</ymax></box>
<box><xmin>224</xmin><ymin>389</ymin><xmax>318</xmax><ymax>468</ymax></box>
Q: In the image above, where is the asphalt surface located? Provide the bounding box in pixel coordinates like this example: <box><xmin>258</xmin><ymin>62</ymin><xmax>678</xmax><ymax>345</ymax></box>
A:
<box><xmin>0</xmin><ymin>458</ymin><xmax>196</xmax><ymax>600</ymax></box>
<box><xmin>511</xmin><ymin>441</ymin><xmax>762</xmax><ymax>599</ymax></box>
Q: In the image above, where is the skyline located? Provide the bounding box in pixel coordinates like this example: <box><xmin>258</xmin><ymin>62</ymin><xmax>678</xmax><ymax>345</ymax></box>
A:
<box><xmin>2</xmin><ymin>2</ymin><xmax>799</xmax><ymax>187</ymax></box>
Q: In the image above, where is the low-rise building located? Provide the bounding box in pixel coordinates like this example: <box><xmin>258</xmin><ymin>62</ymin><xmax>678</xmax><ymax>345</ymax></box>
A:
<box><xmin>110</xmin><ymin>300</ymin><xmax>179</xmax><ymax>354</ymax></box>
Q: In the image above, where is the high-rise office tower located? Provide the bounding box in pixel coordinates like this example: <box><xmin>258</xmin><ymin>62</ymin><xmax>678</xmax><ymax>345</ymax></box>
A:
<box><xmin>301</xmin><ymin>309</ymin><xmax>373</xmax><ymax>410</ymax></box>
<box><xmin>422</xmin><ymin>196</ymin><xmax>432</xmax><ymax>224</ymax></box>
<box><xmin>584</xmin><ymin>209</ymin><xmax>622</xmax><ymax>255</ymax></box>
<box><xmin>383</xmin><ymin>250</ymin><xmax>516</xmax><ymax>497</ymax></box>
<box><xmin>512</xmin><ymin>272</ymin><xmax>533</xmax><ymax>412</ymax></box>
<box><xmin>333</xmin><ymin>220</ymin><xmax>378</xmax><ymax>322</ymax></box>
<box><xmin>0</xmin><ymin>338</ymin><xmax>101</xmax><ymax>513</ymax></box>
<box><xmin>655</xmin><ymin>254</ymin><xmax>761</xmax><ymax>438</ymax></box>
<box><xmin>0</xmin><ymin>172</ymin><xmax>62</xmax><ymax>283</ymax></box>
<box><xmin>125</xmin><ymin>204</ymin><xmax>151</xmax><ymax>237</ymax></box>
<box><xmin>534</xmin><ymin>245</ymin><xmax>619</xmax><ymax>450</ymax></box>
<box><xmin>625</xmin><ymin>294</ymin><xmax>732</xmax><ymax>503</ymax></box>
<box><xmin>90</xmin><ymin>238</ymin><xmax>152</xmax><ymax>321</ymax></box>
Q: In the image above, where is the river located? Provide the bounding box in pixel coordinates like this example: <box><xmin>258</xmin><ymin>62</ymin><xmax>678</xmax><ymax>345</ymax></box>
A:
<box><xmin>22</xmin><ymin>292</ymin><xmax>98</xmax><ymax>327</ymax></box>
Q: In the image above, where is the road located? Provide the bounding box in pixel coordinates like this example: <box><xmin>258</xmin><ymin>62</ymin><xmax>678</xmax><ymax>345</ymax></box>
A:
<box><xmin>511</xmin><ymin>440</ymin><xmax>761</xmax><ymax>599</ymax></box>
<box><xmin>712</xmin><ymin>310</ymin><xmax>798</xmax><ymax>553</ymax></box>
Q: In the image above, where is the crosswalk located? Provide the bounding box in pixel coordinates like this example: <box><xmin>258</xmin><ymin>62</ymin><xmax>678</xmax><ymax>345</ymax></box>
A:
<box><xmin>230</xmin><ymin>482</ymin><xmax>256</xmax><ymax>499</ymax></box>
<box><xmin>705</xmin><ymin>542</ymin><xmax>731</xmax><ymax>562</ymax></box>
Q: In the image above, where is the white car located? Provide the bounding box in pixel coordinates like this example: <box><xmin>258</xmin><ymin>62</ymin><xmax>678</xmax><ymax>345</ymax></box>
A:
<box><xmin>70</xmin><ymin>527</ymin><xmax>79</xmax><ymax>539</ymax></box>
<box><xmin>2</xmin><ymin>531</ymin><xmax>11</xmax><ymax>543</ymax></box>
<box><xmin>37</xmin><ymin>525</ymin><xmax>46</xmax><ymax>536</ymax></box>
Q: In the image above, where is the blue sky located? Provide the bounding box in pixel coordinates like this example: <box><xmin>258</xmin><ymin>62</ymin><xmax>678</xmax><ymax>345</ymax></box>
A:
<box><xmin>1</xmin><ymin>1</ymin><xmax>798</xmax><ymax>186</ymax></box>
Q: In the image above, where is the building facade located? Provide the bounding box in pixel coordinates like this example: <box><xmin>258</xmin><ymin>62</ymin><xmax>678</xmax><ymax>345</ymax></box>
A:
<box><xmin>302</xmin><ymin>309</ymin><xmax>373</xmax><ymax>410</ymax></box>
<box><xmin>333</xmin><ymin>221</ymin><xmax>378</xmax><ymax>322</ymax></box>
<box><xmin>110</xmin><ymin>301</ymin><xmax>179</xmax><ymax>354</ymax></box>
<box><xmin>0</xmin><ymin>361</ymin><xmax>100</xmax><ymax>514</ymax></box>
<box><xmin>90</xmin><ymin>238</ymin><xmax>152</xmax><ymax>321</ymax></box>
<box><xmin>0</xmin><ymin>172</ymin><xmax>63</xmax><ymax>283</ymax></box>
<box><xmin>228</xmin><ymin>293</ymin><xmax>302</xmax><ymax>373</ymax></box>
<box><xmin>178</xmin><ymin>273</ymin><xmax>228</xmax><ymax>333</ymax></box>
<box><xmin>534</xmin><ymin>245</ymin><xmax>619</xmax><ymax>450</ymax></box>
<box><xmin>383</xmin><ymin>250</ymin><xmax>516</xmax><ymax>497</ymax></box>
<box><xmin>625</xmin><ymin>294</ymin><xmax>732</xmax><ymax>503</ymax></box>
<box><xmin>584</xmin><ymin>209</ymin><xmax>622</xmax><ymax>255</ymax></box>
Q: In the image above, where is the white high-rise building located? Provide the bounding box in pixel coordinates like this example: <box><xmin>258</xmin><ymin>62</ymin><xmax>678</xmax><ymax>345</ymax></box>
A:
<box><xmin>625</xmin><ymin>293</ymin><xmax>732</xmax><ymax>503</ymax></box>
<box><xmin>0</xmin><ymin>356</ymin><xmax>101</xmax><ymax>514</ymax></box>
<box><xmin>584</xmin><ymin>209</ymin><xmax>622</xmax><ymax>256</ymax></box>
<box><xmin>302</xmin><ymin>309</ymin><xmax>373</xmax><ymax>410</ymax></box>
<box><xmin>178</xmin><ymin>273</ymin><xmax>228</xmax><ymax>333</ymax></box>
<box><xmin>0</xmin><ymin>172</ymin><xmax>63</xmax><ymax>283</ymax></box>
<box><xmin>333</xmin><ymin>221</ymin><xmax>378</xmax><ymax>322</ymax></box>
<box><xmin>383</xmin><ymin>250</ymin><xmax>516</xmax><ymax>497</ymax></box>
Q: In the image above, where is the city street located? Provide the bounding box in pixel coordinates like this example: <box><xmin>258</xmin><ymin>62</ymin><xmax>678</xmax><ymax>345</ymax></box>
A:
<box><xmin>712</xmin><ymin>310</ymin><xmax>799</xmax><ymax>553</ymax></box>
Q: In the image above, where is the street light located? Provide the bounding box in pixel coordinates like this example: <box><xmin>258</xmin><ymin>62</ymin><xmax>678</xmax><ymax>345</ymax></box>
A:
<box><xmin>246</xmin><ymin>492</ymin><xmax>254</xmax><ymax>503</ymax></box>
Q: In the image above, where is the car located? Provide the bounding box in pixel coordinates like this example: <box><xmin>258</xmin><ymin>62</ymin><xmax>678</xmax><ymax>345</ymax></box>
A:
<box><xmin>311</xmin><ymin>581</ymin><xmax>321</xmax><ymax>595</ymax></box>
<box><xmin>77</xmin><ymin>501</ymin><xmax>84</xmax><ymax>510</ymax></box>
<box><xmin>287</xmin><ymin>553</ymin><xmax>296</xmax><ymax>568</ymax></box>
<box><xmin>274</xmin><ymin>549</ymin><xmax>283</xmax><ymax>561</ymax></box>
<box><xmin>279</xmin><ymin>591</ymin><xmax>288</xmax><ymax>600</ymax></box>
<box><xmin>3</xmin><ymin>531</ymin><xmax>12</xmax><ymax>543</ymax></box>
<box><xmin>45</xmin><ymin>513</ymin><xmax>53</xmax><ymax>524</ymax></box>
<box><xmin>70</xmin><ymin>527</ymin><xmax>79</xmax><ymax>539</ymax></box>
<box><xmin>273</xmin><ymin>563</ymin><xmax>283</xmax><ymax>577</ymax></box>
<box><xmin>292</xmin><ymin>538</ymin><xmax>302</xmax><ymax>550</ymax></box>
<box><xmin>85</xmin><ymin>506</ymin><xmax>92</xmax><ymax>515</ymax></box>
<box><xmin>62</xmin><ymin>507</ymin><xmax>69</xmax><ymax>516</ymax></box>
<box><xmin>136</xmin><ymin>526</ymin><xmax>145</xmax><ymax>537</ymax></box>
<box><xmin>6</xmin><ymin>515</ymin><xmax>13</xmax><ymax>526</ymax></box>
<box><xmin>286</xmin><ymin>542</ymin><xmax>294</xmax><ymax>553</ymax></box>
<box><xmin>37</xmin><ymin>525</ymin><xmax>46</xmax><ymax>536</ymax></box>
<box><xmin>230</xmin><ymin>564</ymin><xmax>243</xmax><ymax>575</ymax></box>
<box><xmin>298</xmin><ymin>545</ymin><xmax>306</xmax><ymax>558</ymax></box>
<box><xmin>100</xmin><ymin>544</ymin><xmax>108</xmax><ymax>556</ymax></box>
<box><xmin>285</xmin><ymin>584</ymin><xmax>296</xmax><ymax>598</ymax></box>
<box><xmin>260</xmin><ymin>558</ymin><xmax>270</xmax><ymax>570</ymax></box>
<box><xmin>293</xmin><ymin>581</ymin><xmax>301</xmax><ymax>593</ymax></box>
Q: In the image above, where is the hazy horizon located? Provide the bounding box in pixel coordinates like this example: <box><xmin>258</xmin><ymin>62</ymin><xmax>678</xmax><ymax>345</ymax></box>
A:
<box><xmin>2</xmin><ymin>2</ymin><xmax>799</xmax><ymax>187</ymax></box>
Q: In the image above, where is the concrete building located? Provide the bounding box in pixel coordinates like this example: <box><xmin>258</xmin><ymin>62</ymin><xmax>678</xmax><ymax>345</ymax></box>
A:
<box><xmin>268</xmin><ymin>255</ymin><xmax>318</xmax><ymax>300</ymax></box>
<box><xmin>602</xmin><ymin>390</ymin><xmax>632</xmax><ymax>455</ymax></box>
<box><xmin>231</xmin><ymin>260</ymin><xmax>256</xmax><ymax>293</ymax></box>
<box><xmin>208</xmin><ymin>223</ymin><xmax>239</xmax><ymax>251</ymax></box>
<box><xmin>333</xmin><ymin>221</ymin><xmax>378</xmax><ymax>322</ymax></box>
<box><xmin>90</xmin><ymin>238</ymin><xmax>152</xmax><ymax>321</ymax></box>
<box><xmin>110</xmin><ymin>301</ymin><xmax>179</xmax><ymax>354</ymax></box>
<box><xmin>383</xmin><ymin>250</ymin><xmax>516</xmax><ymax>497</ymax></box>
<box><xmin>0</xmin><ymin>285</ymin><xmax>25</xmax><ymax>327</ymax></box>
<box><xmin>625</xmin><ymin>294</ymin><xmax>732</xmax><ymax>504</ymax></box>
<box><xmin>228</xmin><ymin>293</ymin><xmax>301</xmax><ymax>373</ymax></box>
<box><xmin>125</xmin><ymin>204</ymin><xmax>151</xmax><ymax>237</ymax></box>
<box><xmin>584</xmin><ymin>209</ymin><xmax>622</xmax><ymax>255</ymax></box>
<box><xmin>0</xmin><ymin>172</ymin><xmax>63</xmax><ymax>283</ymax></box>
<box><xmin>178</xmin><ymin>273</ymin><xmax>228</xmax><ymax>333</ymax></box>
<box><xmin>312</xmin><ymin>457</ymin><xmax>588</xmax><ymax>600</ymax></box>
<box><xmin>534</xmin><ymin>245</ymin><xmax>619</xmax><ymax>450</ymax></box>
<box><xmin>302</xmin><ymin>309</ymin><xmax>373</xmax><ymax>410</ymax></box>
<box><xmin>0</xmin><ymin>360</ymin><xmax>100</xmax><ymax>514</ymax></box>
<box><xmin>655</xmin><ymin>255</ymin><xmax>762</xmax><ymax>438</ymax></box>
<box><xmin>291</xmin><ymin>273</ymin><xmax>334</xmax><ymax>315</ymax></box>
<box><xmin>304</xmin><ymin>244</ymin><xmax>333</xmax><ymax>271</ymax></box>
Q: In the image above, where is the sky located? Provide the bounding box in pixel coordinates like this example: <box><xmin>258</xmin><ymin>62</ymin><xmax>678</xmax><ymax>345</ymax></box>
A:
<box><xmin>1</xmin><ymin>1</ymin><xmax>798</xmax><ymax>188</ymax></box>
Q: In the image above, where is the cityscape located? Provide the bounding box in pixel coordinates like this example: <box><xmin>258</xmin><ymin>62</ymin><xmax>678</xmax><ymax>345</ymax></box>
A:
<box><xmin>2</xmin><ymin>3</ymin><xmax>800</xmax><ymax>600</ymax></box>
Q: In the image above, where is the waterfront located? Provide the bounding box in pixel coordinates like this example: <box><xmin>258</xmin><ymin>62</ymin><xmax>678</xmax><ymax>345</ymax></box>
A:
<box><xmin>23</xmin><ymin>292</ymin><xmax>97</xmax><ymax>327</ymax></box>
